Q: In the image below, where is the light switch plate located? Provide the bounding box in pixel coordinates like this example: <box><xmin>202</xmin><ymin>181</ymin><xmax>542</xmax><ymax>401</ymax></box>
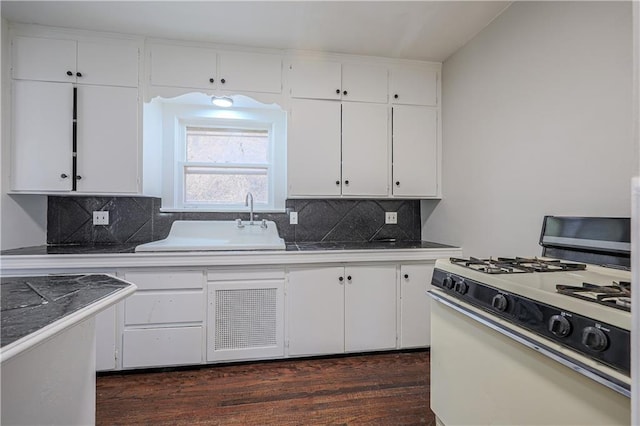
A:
<box><xmin>289</xmin><ymin>211</ymin><xmax>298</xmax><ymax>225</ymax></box>
<box><xmin>93</xmin><ymin>211</ymin><xmax>109</xmax><ymax>226</ymax></box>
<box><xmin>385</xmin><ymin>212</ymin><xmax>397</xmax><ymax>224</ymax></box>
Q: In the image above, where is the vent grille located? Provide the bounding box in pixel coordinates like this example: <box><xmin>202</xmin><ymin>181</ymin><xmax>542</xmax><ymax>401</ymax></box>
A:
<box><xmin>215</xmin><ymin>288</ymin><xmax>277</xmax><ymax>351</ymax></box>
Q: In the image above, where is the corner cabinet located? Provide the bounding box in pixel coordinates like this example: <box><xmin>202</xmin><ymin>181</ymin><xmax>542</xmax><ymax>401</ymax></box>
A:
<box><xmin>10</xmin><ymin>34</ymin><xmax>141</xmax><ymax>194</ymax></box>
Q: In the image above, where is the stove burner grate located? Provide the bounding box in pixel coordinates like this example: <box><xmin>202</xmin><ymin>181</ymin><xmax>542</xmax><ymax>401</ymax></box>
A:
<box><xmin>450</xmin><ymin>257</ymin><xmax>587</xmax><ymax>274</ymax></box>
<box><xmin>556</xmin><ymin>281</ymin><xmax>631</xmax><ymax>312</ymax></box>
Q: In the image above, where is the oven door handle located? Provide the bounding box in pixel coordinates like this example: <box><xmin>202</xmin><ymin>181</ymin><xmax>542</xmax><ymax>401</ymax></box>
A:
<box><xmin>428</xmin><ymin>290</ymin><xmax>631</xmax><ymax>398</ymax></box>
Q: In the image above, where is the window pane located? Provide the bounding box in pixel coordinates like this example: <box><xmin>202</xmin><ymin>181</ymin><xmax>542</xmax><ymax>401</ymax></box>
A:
<box><xmin>185</xmin><ymin>167</ymin><xmax>268</xmax><ymax>204</ymax></box>
<box><xmin>186</xmin><ymin>127</ymin><xmax>268</xmax><ymax>164</ymax></box>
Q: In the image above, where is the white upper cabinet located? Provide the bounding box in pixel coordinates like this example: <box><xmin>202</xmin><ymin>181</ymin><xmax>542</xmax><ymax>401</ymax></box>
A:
<box><xmin>390</xmin><ymin>64</ymin><xmax>438</xmax><ymax>106</ymax></box>
<box><xmin>289</xmin><ymin>57</ymin><xmax>387</xmax><ymax>102</ymax></box>
<box><xmin>12</xmin><ymin>35</ymin><xmax>139</xmax><ymax>87</ymax></box>
<box><xmin>150</xmin><ymin>44</ymin><xmax>217</xmax><ymax>89</ymax></box>
<box><xmin>76</xmin><ymin>85</ymin><xmax>139</xmax><ymax>193</ymax></box>
<box><xmin>341</xmin><ymin>103</ymin><xmax>388</xmax><ymax>196</ymax></box>
<box><xmin>288</xmin><ymin>99</ymin><xmax>342</xmax><ymax>197</ymax></box>
<box><xmin>392</xmin><ymin>106</ymin><xmax>438</xmax><ymax>197</ymax></box>
<box><xmin>150</xmin><ymin>44</ymin><xmax>282</xmax><ymax>93</ymax></box>
<box><xmin>11</xmin><ymin>80</ymin><xmax>74</xmax><ymax>192</ymax></box>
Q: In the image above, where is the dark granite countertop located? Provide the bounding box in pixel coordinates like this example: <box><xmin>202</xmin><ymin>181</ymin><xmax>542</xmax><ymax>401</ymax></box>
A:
<box><xmin>1</xmin><ymin>274</ymin><xmax>134</xmax><ymax>348</ymax></box>
<box><xmin>1</xmin><ymin>240</ymin><xmax>455</xmax><ymax>256</ymax></box>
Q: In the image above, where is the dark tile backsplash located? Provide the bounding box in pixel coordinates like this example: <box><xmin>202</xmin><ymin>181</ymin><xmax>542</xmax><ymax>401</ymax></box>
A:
<box><xmin>47</xmin><ymin>196</ymin><xmax>421</xmax><ymax>245</ymax></box>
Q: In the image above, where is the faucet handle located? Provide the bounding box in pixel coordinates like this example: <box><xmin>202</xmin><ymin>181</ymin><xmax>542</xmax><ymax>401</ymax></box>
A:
<box><xmin>236</xmin><ymin>218</ymin><xmax>245</xmax><ymax>228</ymax></box>
<box><xmin>261</xmin><ymin>219</ymin><xmax>268</xmax><ymax>229</ymax></box>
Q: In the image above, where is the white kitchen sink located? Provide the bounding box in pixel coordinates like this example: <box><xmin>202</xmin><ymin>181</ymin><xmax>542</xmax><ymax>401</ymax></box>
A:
<box><xmin>134</xmin><ymin>220</ymin><xmax>286</xmax><ymax>252</ymax></box>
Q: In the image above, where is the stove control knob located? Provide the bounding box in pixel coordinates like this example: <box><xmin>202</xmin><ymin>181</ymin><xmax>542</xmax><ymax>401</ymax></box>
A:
<box><xmin>491</xmin><ymin>294</ymin><xmax>508</xmax><ymax>312</ymax></box>
<box><xmin>581</xmin><ymin>327</ymin><xmax>608</xmax><ymax>352</ymax></box>
<box><xmin>548</xmin><ymin>315</ymin><xmax>571</xmax><ymax>337</ymax></box>
<box><xmin>443</xmin><ymin>276</ymin><xmax>454</xmax><ymax>290</ymax></box>
<box><xmin>454</xmin><ymin>280</ymin><xmax>468</xmax><ymax>295</ymax></box>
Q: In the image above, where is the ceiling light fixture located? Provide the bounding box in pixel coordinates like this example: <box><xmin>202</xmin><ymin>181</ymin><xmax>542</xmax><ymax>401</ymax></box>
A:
<box><xmin>211</xmin><ymin>96</ymin><xmax>233</xmax><ymax>108</ymax></box>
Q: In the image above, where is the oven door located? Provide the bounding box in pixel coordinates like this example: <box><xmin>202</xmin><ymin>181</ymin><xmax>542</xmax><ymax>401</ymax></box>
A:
<box><xmin>429</xmin><ymin>290</ymin><xmax>630</xmax><ymax>426</ymax></box>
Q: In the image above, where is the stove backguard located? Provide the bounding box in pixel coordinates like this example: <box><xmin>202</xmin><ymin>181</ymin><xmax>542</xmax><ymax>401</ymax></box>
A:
<box><xmin>540</xmin><ymin>216</ymin><xmax>631</xmax><ymax>269</ymax></box>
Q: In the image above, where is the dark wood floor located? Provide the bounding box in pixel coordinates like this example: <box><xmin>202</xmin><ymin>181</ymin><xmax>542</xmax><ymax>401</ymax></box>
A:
<box><xmin>96</xmin><ymin>350</ymin><xmax>434</xmax><ymax>425</ymax></box>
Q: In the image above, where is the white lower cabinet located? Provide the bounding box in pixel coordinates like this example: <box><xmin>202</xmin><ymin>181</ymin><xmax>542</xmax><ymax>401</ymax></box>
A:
<box><xmin>95</xmin><ymin>305</ymin><xmax>118</xmax><ymax>371</ymax></box>
<box><xmin>287</xmin><ymin>265</ymin><xmax>397</xmax><ymax>357</ymax></box>
<box><xmin>120</xmin><ymin>270</ymin><xmax>205</xmax><ymax>369</ymax></box>
<box><xmin>207</xmin><ymin>269</ymin><xmax>285</xmax><ymax>362</ymax></box>
<box><xmin>399</xmin><ymin>263</ymin><xmax>434</xmax><ymax>348</ymax></box>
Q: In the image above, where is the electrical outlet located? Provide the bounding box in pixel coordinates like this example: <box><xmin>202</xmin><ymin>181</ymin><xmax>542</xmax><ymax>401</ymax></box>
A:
<box><xmin>289</xmin><ymin>211</ymin><xmax>298</xmax><ymax>225</ymax></box>
<box><xmin>385</xmin><ymin>212</ymin><xmax>397</xmax><ymax>224</ymax></box>
<box><xmin>93</xmin><ymin>211</ymin><xmax>109</xmax><ymax>226</ymax></box>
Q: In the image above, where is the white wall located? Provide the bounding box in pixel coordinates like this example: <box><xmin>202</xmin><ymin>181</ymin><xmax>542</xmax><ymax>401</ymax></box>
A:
<box><xmin>422</xmin><ymin>1</ymin><xmax>634</xmax><ymax>257</ymax></box>
<box><xmin>0</xmin><ymin>17</ymin><xmax>47</xmax><ymax>250</ymax></box>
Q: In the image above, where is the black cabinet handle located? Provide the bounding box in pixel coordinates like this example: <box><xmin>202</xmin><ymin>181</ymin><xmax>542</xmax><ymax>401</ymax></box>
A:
<box><xmin>76</xmin><ymin>175</ymin><xmax>82</xmax><ymax>180</ymax></box>
<box><xmin>220</xmin><ymin>78</ymin><xmax>226</xmax><ymax>84</ymax></box>
<box><xmin>60</xmin><ymin>173</ymin><xmax>68</xmax><ymax>179</ymax></box>
<box><xmin>344</xmin><ymin>180</ymin><xmax>349</xmax><ymax>185</ymax></box>
<box><xmin>76</xmin><ymin>72</ymin><xmax>82</xmax><ymax>77</ymax></box>
<box><xmin>66</xmin><ymin>71</ymin><xmax>73</xmax><ymax>76</ymax></box>
<box><xmin>336</xmin><ymin>89</ymin><xmax>340</xmax><ymax>94</ymax></box>
<box><xmin>394</xmin><ymin>94</ymin><xmax>399</xmax><ymax>99</ymax></box>
<box><xmin>404</xmin><ymin>274</ymin><xmax>409</xmax><ymax>279</ymax></box>
<box><xmin>343</xmin><ymin>90</ymin><xmax>348</xmax><ymax>96</ymax></box>
<box><xmin>395</xmin><ymin>181</ymin><xmax>400</xmax><ymax>186</ymax></box>
<box><xmin>209</xmin><ymin>78</ymin><xmax>214</xmax><ymax>83</ymax></box>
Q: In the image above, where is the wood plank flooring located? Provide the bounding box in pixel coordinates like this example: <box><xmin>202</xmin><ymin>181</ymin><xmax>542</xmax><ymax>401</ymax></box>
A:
<box><xmin>96</xmin><ymin>350</ymin><xmax>434</xmax><ymax>425</ymax></box>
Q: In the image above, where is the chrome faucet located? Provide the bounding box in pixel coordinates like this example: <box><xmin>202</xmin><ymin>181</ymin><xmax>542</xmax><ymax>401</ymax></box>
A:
<box><xmin>245</xmin><ymin>192</ymin><xmax>254</xmax><ymax>225</ymax></box>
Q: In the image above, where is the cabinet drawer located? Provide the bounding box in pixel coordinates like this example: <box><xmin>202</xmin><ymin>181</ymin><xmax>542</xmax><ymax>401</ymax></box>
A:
<box><xmin>122</xmin><ymin>326</ymin><xmax>202</xmax><ymax>368</ymax></box>
<box><xmin>123</xmin><ymin>270</ymin><xmax>204</xmax><ymax>290</ymax></box>
<box><xmin>124</xmin><ymin>291</ymin><xmax>203</xmax><ymax>325</ymax></box>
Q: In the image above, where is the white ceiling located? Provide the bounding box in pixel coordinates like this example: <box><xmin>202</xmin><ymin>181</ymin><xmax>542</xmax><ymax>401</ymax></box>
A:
<box><xmin>1</xmin><ymin>1</ymin><xmax>511</xmax><ymax>62</ymax></box>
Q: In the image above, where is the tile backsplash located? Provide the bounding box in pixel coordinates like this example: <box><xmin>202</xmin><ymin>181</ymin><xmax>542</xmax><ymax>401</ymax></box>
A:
<box><xmin>47</xmin><ymin>196</ymin><xmax>421</xmax><ymax>245</ymax></box>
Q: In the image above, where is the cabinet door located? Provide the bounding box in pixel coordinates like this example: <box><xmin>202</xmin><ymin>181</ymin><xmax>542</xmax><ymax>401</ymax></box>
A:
<box><xmin>288</xmin><ymin>99</ymin><xmax>341</xmax><ymax>197</ymax></box>
<box><xmin>400</xmin><ymin>264</ymin><xmax>434</xmax><ymax>348</ymax></box>
<box><xmin>392</xmin><ymin>106</ymin><xmax>438</xmax><ymax>197</ymax></box>
<box><xmin>77</xmin><ymin>40</ymin><xmax>139</xmax><ymax>87</ymax></box>
<box><xmin>11</xmin><ymin>80</ymin><xmax>73</xmax><ymax>191</ymax></box>
<box><xmin>76</xmin><ymin>85</ymin><xmax>139</xmax><ymax>193</ymax></box>
<box><xmin>341</xmin><ymin>63</ymin><xmax>388</xmax><ymax>103</ymax></box>
<box><xmin>390</xmin><ymin>65</ymin><xmax>437</xmax><ymax>106</ymax></box>
<box><xmin>12</xmin><ymin>36</ymin><xmax>76</xmax><ymax>83</ymax></box>
<box><xmin>124</xmin><ymin>292</ymin><xmax>204</xmax><ymax>325</ymax></box>
<box><xmin>289</xmin><ymin>57</ymin><xmax>341</xmax><ymax>100</ymax></box>
<box><xmin>218</xmin><ymin>51</ymin><xmax>282</xmax><ymax>93</ymax></box>
<box><xmin>344</xmin><ymin>265</ymin><xmax>397</xmax><ymax>352</ymax></box>
<box><xmin>341</xmin><ymin>103</ymin><xmax>388</xmax><ymax>196</ymax></box>
<box><xmin>150</xmin><ymin>44</ymin><xmax>217</xmax><ymax>89</ymax></box>
<box><xmin>288</xmin><ymin>267</ymin><xmax>344</xmax><ymax>356</ymax></box>
<box><xmin>122</xmin><ymin>326</ymin><xmax>203</xmax><ymax>368</ymax></box>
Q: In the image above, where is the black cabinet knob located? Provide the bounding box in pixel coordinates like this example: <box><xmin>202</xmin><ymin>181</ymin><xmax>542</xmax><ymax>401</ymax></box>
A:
<box><xmin>344</xmin><ymin>180</ymin><xmax>349</xmax><ymax>185</ymax></box>
<box><xmin>76</xmin><ymin>72</ymin><xmax>82</xmax><ymax>77</ymax></box>
<box><xmin>66</xmin><ymin>71</ymin><xmax>73</xmax><ymax>76</ymax></box>
<box><xmin>339</xmin><ymin>276</ymin><xmax>344</xmax><ymax>282</ymax></box>
<box><xmin>395</xmin><ymin>181</ymin><xmax>400</xmax><ymax>186</ymax></box>
<box><xmin>336</xmin><ymin>89</ymin><xmax>340</xmax><ymax>94</ymax></box>
<box><xmin>394</xmin><ymin>94</ymin><xmax>399</xmax><ymax>99</ymax></box>
<box><xmin>220</xmin><ymin>78</ymin><xmax>226</xmax><ymax>84</ymax></box>
<box><xmin>404</xmin><ymin>274</ymin><xmax>409</xmax><ymax>279</ymax></box>
<box><xmin>76</xmin><ymin>175</ymin><xmax>82</xmax><ymax>180</ymax></box>
<box><xmin>335</xmin><ymin>180</ymin><xmax>340</xmax><ymax>185</ymax></box>
<box><xmin>209</xmin><ymin>78</ymin><xmax>214</xmax><ymax>83</ymax></box>
<box><xmin>343</xmin><ymin>90</ymin><xmax>348</xmax><ymax>96</ymax></box>
<box><xmin>60</xmin><ymin>173</ymin><xmax>68</xmax><ymax>179</ymax></box>
<box><xmin>347</xmin><ymin>275</ymin><xmax>352</xmax><ymax>281</ymax></box>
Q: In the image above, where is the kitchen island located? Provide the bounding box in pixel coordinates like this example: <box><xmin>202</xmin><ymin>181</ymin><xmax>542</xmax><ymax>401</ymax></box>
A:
<box><xmin>1</xmin><ymin>274</ymin><xmax>136</xmax><ymax>425</ymax></box>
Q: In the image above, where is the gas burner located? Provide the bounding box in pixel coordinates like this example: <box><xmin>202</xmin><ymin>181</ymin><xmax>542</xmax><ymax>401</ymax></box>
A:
<box><xmin>556</xmin><ymin>281</ymin><xmax>631</xmax><ymax>312</ymax></box>
<box><xmin>450</xmin><ymin>257</ymin><xmax>587</xmax><ymax>274</ymax></box>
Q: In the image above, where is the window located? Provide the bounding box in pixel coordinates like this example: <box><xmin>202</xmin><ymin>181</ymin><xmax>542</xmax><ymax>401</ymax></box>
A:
<box><xmin>144</xmin><ymin>93</ymin><xmax>286</xmax><ymax>212</ymax></box>
<box><xmin>182</xmin><ymin>126</ymin><xmax>271</xmax><ymax>206</ymax></box>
